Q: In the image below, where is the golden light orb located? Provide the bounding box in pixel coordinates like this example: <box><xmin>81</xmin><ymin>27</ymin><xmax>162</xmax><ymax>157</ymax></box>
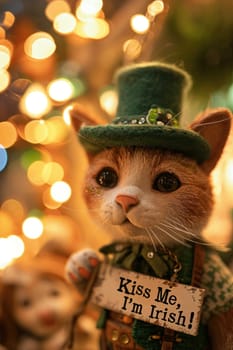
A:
<box><xmin>147</xmin><ymin>0</ymin><xmax>164</xmax><ymax>17</ymax></box>
<box><xmin>20</xmin><ymin>84</ymin><xmax>51</xmax><ymax>119</ymax></box>
<box><xmin>0</xmin><ymin>121</ymin><xmax>17</xmax><ymax>148</ymax></box>
<box><xmin>24</xmin><ymin>32</ymin><xmax>56</xmax><ymax>59</ymax></box>
<box><xmin>50</xmin><ymin>181</ymin><xmax>72</xmax><ymax>203</ymax></box>
<box><xmin>45</xmin><ymin>0</ymin><xmax>71</xmax><ymax>21</ymax></box>
<box><xmin>75</xmin><ymin>18</ymin><xmax>109</xmax><ymax>39</ymax></box>
<box><xmin>47</xmin><ymin>78</ymin><xmax>74</xmax><ymax>102</ymax></box>
<box><xmin>0</xmin><ymin>69</ymin><xmax>10</xmax><ymax>92</ymax></box>
<box><xmin>53</xmin><ymin>13</ymin><xmax>77</xmax><ymax>35</ymax></box>
<box><xmin>130</xmin><ymin>14</ymin><xmax>150</xmax><ymax>34</ymax></box>
<box><xmin>22</xmin><ymin>217</ymin><xmax>44</xmax><ymax>239</ymax></box>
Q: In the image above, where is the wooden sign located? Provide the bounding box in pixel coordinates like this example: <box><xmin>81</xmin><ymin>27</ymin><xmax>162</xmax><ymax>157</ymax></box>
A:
<box><xmin>90</xmin><ymin>263</ymin><xmax>205</xmax><ymax>336</ymax></box>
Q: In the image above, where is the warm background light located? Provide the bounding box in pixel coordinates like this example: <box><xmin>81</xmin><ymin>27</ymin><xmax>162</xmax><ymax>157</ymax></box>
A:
<box><xmin>123</xmin><ymin>39</ymin><xmax>142</xmax><ymax>61</ymax></box>
<box><xmin>100</xmin><ymin>88</ymin><xmax>118</xmax><ymax>116</ymax></box>
<box><xmin>0</xmin><ymin>121</ymin><xmax>17</xmax><ymax>148</ymax></box>
<box><xmin>27</xmin><ymin>160</ymin><xmax>46</xmax><ymax>186</ymax></box>
<box><xmin>22</xmin><ymin>216</ymin><xmax>44</xmax><ymax>239</ymax></box>
<box><xmin>77</xmin><ymin>0</ymin><xmax>103</xmax><ymax>17</ymax></box>
<box><xmin>147</xmin><ymin>0</ymin><xmax>165</xmax><ymax>17</ymax></box>
<box><xmin>0</xmin><ymin>69</ymin><xmax>10</xmax><ymax>92</ymax></box>
<box><xmin>19</xmin><ymin>83</ymin><xmax>51</xmax><ymax>119</ymax></box>
<box><xmin>130</xmin><ymin>14</ymin><xmax>150</xmax><ymax>34</ymax></box>
<box><xmin>45</xmin><ymin>0</ymin><xmax>71</xmax><ymax>21</ymax></box>
<box><xmin>24</xmin><ymin>120</ymin><xmax>48</xmax><ymax>144</ymax></box>
<box><xmin>24</xmin><ymin>32</ymin><xmax>56</xmax><ymax>59</ymax></box>
<box><xmin>0</xmin><ymin>235</ymin><xmax>24</xmax><ymax>269</ymax></box>
<box><xmin>53</xmin><ymin>13</ymin><xmax>77</xmax><ymax>35</ymax></box>
<box><xmin>47</xmin><ymin>78</ymin><xmax>74</xmax><ymax>102</ymax></box>
<box><xmin>7</xmin><ymin>235</ymin><xmax>25</xmax><ymax>259</ymax></box>
<box><xmin>1</xmin><ymin>199</ymin><xmax>25</xmax><ymax>223</ymax></box>
<box><xmin>0</xmin><ymin>11</ymin><xmax>15</xmax><ymax>29</ymax></box>
<box><xmin>75</xmin><ymin>18</ymin><xmax>109</xmax><ymax>39</ymax></box>
<box><xmin>42</xmin><ymin>162</ymin><xmax>64</xmax><ymax>185</ymax></box>
<box><xmin>43</xmin><ymin>188</ymin><xmax>62</xmax><ymax>209</ymax></box>
<box><xmin>50</xmin><ymin>181</ymin><xmax>72</xmax><ymax>203</ymax></box>
<box><xmin>63</xmin><ymin>105</ymin><xmax>72</xmax><ymax>125</ymax></box>
<box><xmin>0</xmin><ymin>45</ymin><xmax>11</xmax><ymax>69</ymax></box>
<box><xmin>40</xmin><ymin>116</ymin><xmax>70</xmax><ymax>144</ymax></box>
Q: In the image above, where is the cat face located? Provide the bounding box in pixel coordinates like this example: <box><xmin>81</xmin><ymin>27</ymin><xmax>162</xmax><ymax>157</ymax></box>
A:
<box><xmin>13</xmin><ymin>276</ymin><xmax>75</xmax><ymax>337</ymax></box>
<box><xmin>84</xmin><ymin>147</ymin><xmax>213</xmax><ymax>248</ymax></box>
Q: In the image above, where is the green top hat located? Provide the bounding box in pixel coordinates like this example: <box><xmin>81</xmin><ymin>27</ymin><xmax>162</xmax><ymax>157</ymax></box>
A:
<box><xmin>78</xmin><ymin>62</ymin><xmax>210</xmax><ymax>163</ymax></box>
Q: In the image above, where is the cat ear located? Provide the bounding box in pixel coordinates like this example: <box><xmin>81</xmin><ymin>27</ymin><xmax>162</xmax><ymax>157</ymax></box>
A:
<box><xmin>69</xmin><ymin>103</ymin><xmax>102</xmax><ymax>131</ymax></box>
<box><xmin>190</xmin><ymin>108</ymin><xmax>232</xmax><ymax>174</ymax></box>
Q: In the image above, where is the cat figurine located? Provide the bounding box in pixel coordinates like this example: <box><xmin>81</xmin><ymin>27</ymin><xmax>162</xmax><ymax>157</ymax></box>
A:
<box><xmin>0</xmin><ymin>253</ymin><xmax>79</xmax><ymax>350</ymax></box>
<box><xmin>66</xmin><ymin>62</ymin><xmax>233</xmax><ymax>350</ymax></box>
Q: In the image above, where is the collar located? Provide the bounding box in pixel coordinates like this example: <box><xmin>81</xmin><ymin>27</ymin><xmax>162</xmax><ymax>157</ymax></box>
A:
<box><xmin>100</xmin><ymin>242</ymin><xmax>195</xmax><ymax>284</ymax></box>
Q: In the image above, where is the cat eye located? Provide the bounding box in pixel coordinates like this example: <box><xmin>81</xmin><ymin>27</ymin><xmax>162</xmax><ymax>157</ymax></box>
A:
<box><xmin>96</xmin><ymin>167</ymin><xmax>118</xmax><ymax>188</ymax></box>
<box><xmin>49</xmin><ymin>289</ymin><xmax>61</xmax><ymax>297</ymax></box>
<box><xmin>153</xmin><ymin>172</ymin><xmax>181</xmax><ymax>192</ymax></box>
<box><xmin>19</xmin><ymin>298</ymin><xmax>32</xmax><ymax>308</ymax></box>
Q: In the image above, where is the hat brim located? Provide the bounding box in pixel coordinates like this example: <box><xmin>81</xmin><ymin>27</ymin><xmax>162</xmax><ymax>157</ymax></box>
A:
<box><xmin>78</xmin><ymin>125</ymin><xmax>210</xmax><ymax>164</ymax></box>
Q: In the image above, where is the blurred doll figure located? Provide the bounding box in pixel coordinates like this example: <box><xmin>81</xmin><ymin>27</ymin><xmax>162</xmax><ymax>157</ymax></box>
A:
<box><xmin>0</xmin><ymin>253</ymin><xmax>79</xmax><ymax>350</ymax></box>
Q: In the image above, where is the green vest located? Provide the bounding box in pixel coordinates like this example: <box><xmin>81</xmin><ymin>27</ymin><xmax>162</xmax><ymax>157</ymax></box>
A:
<box><xmin>98</xmin><ymin>243</ymin><xmax>209</xmax><ymax>350</ymax></box>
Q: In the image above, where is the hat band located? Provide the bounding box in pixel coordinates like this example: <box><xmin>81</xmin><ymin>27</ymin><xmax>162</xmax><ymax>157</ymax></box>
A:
<box><xmin>112</xmin><ymin>107</ymin><xmax>178</xmax><ymax>127</ymax></box>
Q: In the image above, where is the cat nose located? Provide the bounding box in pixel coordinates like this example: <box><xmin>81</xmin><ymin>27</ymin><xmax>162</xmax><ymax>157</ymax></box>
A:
<box><xmin>115</xmin><ymin>194</ymin><xmax>139</xmax><ymax>213</ymax></box>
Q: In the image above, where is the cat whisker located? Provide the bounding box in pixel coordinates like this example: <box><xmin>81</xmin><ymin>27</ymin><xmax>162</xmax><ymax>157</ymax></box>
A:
<box><xmin>155</xmin><ymin>224</ymin><xmax>191</xmax><ymax>247</ymax></box>
<box><xmin>166</xmin><ymin>217</ymin><xmax>197</xmax><ymax>232</ymax></box>
<box><xmin>145</xmin><ymin>228</ymin><xmax>158</xmax><ymax>253</ymax></box>
<box><xmin>164</xmin><ymin>219</ymin><xmax>199</xmax><ymax>238</ymax></box>
<box><xmin>147</xmin><ymin>227</ymin><xmax>166</xmax><ymax>250</ymax></box>
<box><xmin>160</xmin><ymin>221</ymin><xmax>217</xmax><ymax>247</ymax></box>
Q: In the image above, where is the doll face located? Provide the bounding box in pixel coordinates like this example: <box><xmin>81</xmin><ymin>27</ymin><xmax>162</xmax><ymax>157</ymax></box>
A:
<box><xmin>13</xmin><ymin>275</ymin><xmax>75</xmax><ymax>337</ymax></box>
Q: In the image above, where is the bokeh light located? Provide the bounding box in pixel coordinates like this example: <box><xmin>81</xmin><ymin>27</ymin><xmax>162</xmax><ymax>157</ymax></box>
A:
<box><xmin>0</xmin><ymin>69</ymin><xmax>10</xmax><ymax>92</ymax></box>
<box><xmin>42</xmin><ymin>189</ymin><xmax>62</xmax><ymax>209</ymax></box>
<box><xmin>0</xmin><ymin>11</ymin><xmax>15</xmax><ymax>29</ymax></box>
<box><xmin>24</xmin><ymin>32</ymin><xmax>56</xmax><ymax>59</ymax></box>
<box><xmin>0</xmin><ymin>121</ymin><xmax>17</xmax><ymax>148</ymax></box>
<box><xmin>47</xmin><ymin>78</ymin><xmax>74</xmax><ymax>102</ymax></box>
<box><xmin>0</xmin><ymin>234</ymin><xmax>25</xmax><ymax>269</ymax></box>
<box><xmin>7</xmin><ymin>235</ymin><xmax>25</xmax><ymax>259</ymax></box>
<box><xmin>0</xmin><ymin>145</ymin><xmax>8</xmax><ymax>172</ymax></box>
<box><xmin>63</xmin><ymin>105</ymin><xmax>72</xmax><ymax>125</ymax></box>
<box><xmin>99</xmin><ymin>88</ymin><xmax>118</xmax><ymax>116</ymax></box>
<box><xmin>41</xmin><ymin>116</ymin><xmax>70</xmax><ymax>144</ymax></box>
<box><xmin>19</xmin><ymin>83</ymin><xmax>51</xmax><ymax>119</ymax></box>
<box><xmin>123</xmin><ymin>39</ymin><xmax>142</xmax><ymax>60</ymax></box>
<box><xmin>27</xmin><ymin>160</ymin><xmax>46</xmax><ymax>186</ymax></box>
<box><xmin>1</xmin><ymin>199</ymin><xmax>25</xmax><ymax>222</ymax></box>
<box><xmin>53</xmin><ymin>13</ymin><xmax>77</xmax><ymax>35</ymax></box>
<box><xmin>0</xmin><ymin>44</ymin><xmax>11</xmax><ymax>69</ymax></box>
<box><xmin>45</xmin><ymin>0</ymin><xmax>71</xmax><ymax>21</ymax></box>
<box><xmin>22</xmin><ymin>216</ymin><xmax>44</xmax><ymax>239</ymax></box>
<box><xmin>42</xmin><ymin>162</ymin><xmax>64</xmax><ymax>184</ymax></box>
<box><xmin>130</xmin><ymin>14</ymin><xmax>150</xmax><ymax>34</ymax></box>
<box><xmin>50</xmin><ymin>181</ymin><xmax>72</xmax><ymax>203</ymax></box>
<box><xmin>75</xmin><ymin>18</ymin><xmax>109</xmax><ymax>39</ymax></box>
<box><xmin>0</xmin><ymin>27</ymin><xmax>5</xmax><ymax>39</ymax></box>
<box><xmin>0</xmin><ymin>210</ymin><xmax>15</xmax><ymax>235</ymax></box>
<box><xmin>77</xmin><ymin>0</ymin><xmax>103</xmax><ymax>17</ymax></box>
<box><xmin>24</xmin><ymin>120</ymin><xmax>48</xmax><ymax>144</ymax></box>
<box><xmin>147</xmin><ymin>0</ymin><xmax>165</xmax><ymax>17</ymax></box>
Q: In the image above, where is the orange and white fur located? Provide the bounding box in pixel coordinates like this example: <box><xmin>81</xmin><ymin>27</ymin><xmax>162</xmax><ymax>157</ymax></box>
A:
<box><xmin>66</xmin><ymin>106</ymin><xmax>233</xmax><ymax>350</ymax></box>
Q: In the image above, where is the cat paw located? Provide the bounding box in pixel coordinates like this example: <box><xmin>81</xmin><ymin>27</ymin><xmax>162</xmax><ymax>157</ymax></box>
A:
<box><xmin>65</xmin><ymin>249</ymin><xmax>100</xmax><ymax>292</ymax></box>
